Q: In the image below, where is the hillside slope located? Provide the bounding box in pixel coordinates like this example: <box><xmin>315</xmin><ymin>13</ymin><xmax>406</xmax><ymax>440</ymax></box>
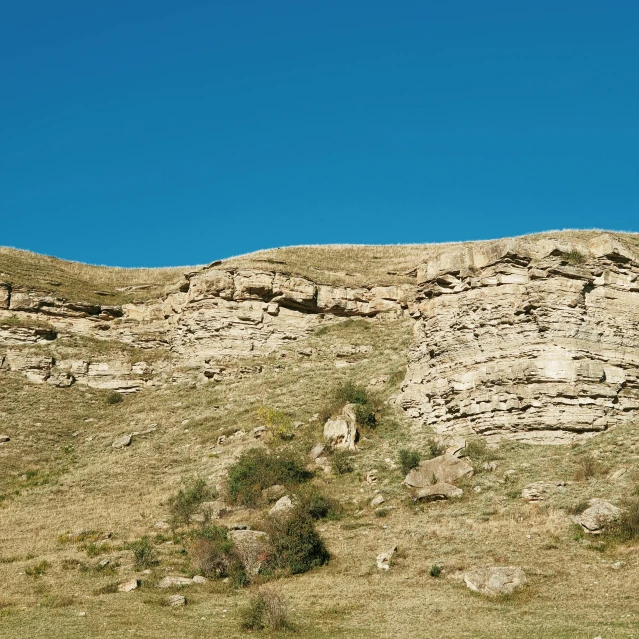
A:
<box><xmin>1</xmin><ymin>231</ymin><xmax>639</xmax><ymax>638</ymax></box>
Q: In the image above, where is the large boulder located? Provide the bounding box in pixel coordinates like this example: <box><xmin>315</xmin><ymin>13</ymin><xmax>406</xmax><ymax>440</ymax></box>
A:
<box><xmin>404</xmin><ymin>454</ymin><xmax>473</xmax><ymax>488</ymax></box>
<box><xmin>323</xmin><ymin>404</ymin><xmax>358</xmax><ymax>450</ymax></box>
<box><xmin>575</xmin><ymin>499</ymin><xmax>622</xmax><ymax>534</ymax></box>
<box><xmin>462</xmin><ymin>566</ymin><xmax>527</xmax><ymax>596</ymax></box>
<box><xmin>228</xmin><ymin>530</ymin><xmax>269</xmax><ymax>576</ymax></box>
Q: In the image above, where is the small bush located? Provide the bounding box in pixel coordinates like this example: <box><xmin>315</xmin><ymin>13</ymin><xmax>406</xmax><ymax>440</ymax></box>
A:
<box><xmin>266</xmin><ymin>512</ymin><xmax>330</xmax><ymax>575</ymax></box>
<box><xmin>188</xmin><ymin>525</ymin><xmax>247</xmax><ymax>587</ymax></box>
<box><xmin>168</xmin><ymin>478</ymin><xmax>215</xmax><ymax>527</ymax></box>
<box><xmin>127</xmin><ymin>537</ymin><xmax>158</xmax><ymax>569</ymax></box>
<box><xmin>240</xmin><ymin>588</ymin><xmax>292</xmax><ymax>632</ymax></box>
<box><xmin>327</xmin><ymin>381</ymin><xmax>378</xmax><ymax>428</ymax></box>
<box><xmin>574</xmin><ymin>455</ymin><xmax>601</xmax><ymax>481</ymax></box>
<box><xmin>331</xmin><ymin>450</ymin><xmax>354</xmax><ymax>475</ymax></box>
<box><xmin>106</xmin><ymin>392</ymin><xmax>123</xmax><ymax>405</ymax></box>
<box><xmin>426</xmin><ymin>438</ymin><xmax>446</xmax><ymax>459</ymax></box>
<box><xmin>296</xmin><ymin>486</ymin><xmax>341</xmax><ymax>520</ymax></box>
<box><xmin>398</xmin><ymin>449</ymin><xmax>421</xmax><ymax>475</ymax></box>
<box><xmin>227</xmin><ymin>449</ymin><xmax>312</xmax><ymax>507</ymax></box>
<box><xmin>429</xmin><ymin>564</ymin><xmax>442</xmax><ymax>577</ymax></box>
<box><xmin>605</xmin><ymin>498</ymin><xmax>639</xmax><ymax>543</ymax></box>
<box><xmin>561</xmin><ymin>250</ymin><xmax>586</xmax><ymax>265</ymax></box>
<box><xmin>25</xmin><ymin>560</ymin><xmax>50</xmax><ymax>577</ymax></box>
<box><xmin>257</xmin><ymin>406</ymin><xmax>294</xmax><ymax>440</ymax></box>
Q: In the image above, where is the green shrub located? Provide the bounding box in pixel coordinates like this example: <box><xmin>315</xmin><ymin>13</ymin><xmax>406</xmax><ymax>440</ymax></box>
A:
<box><xmin>296</xmin><ymin>486</ymin><xmax>341</xmax><ymax>520</ymax></box>
<box><xmin>426</xmin><ymin>438</ymin><xmax>446</xmax><ymax>459</ymax></box>
<box><xmin>429</xmin><ymin>564</ymin><xmax>442</xmax><ymax>577</ymax></box>
<box><xmin>266</xmin><ymin>512</ymin><xmax>330</xmax><ymax>575</ymax></box>
<box><xmin>240</xmin><ymin>588</ymin><xmax>292</xmax><ymax>632</ymax></box>
<box><xmin>127</xmin><ymin>537</ymin><xmax>158</xmax><ymax>569</ymax></box>
<box><xmin>227</xmin><ymin>449</ymin><xmax>312</xmax><ymax>507</ymax></box>
<box><xmin>398</xmin><ymin>449</ymin><xmax>421</xmax><ymax>475</ymax></box>
<box><xmin>25</xmin><ymin>560</ymin><xmax>50</xmax><ymax>577</ymax></box>
<box><xmin>257</xmin><ymin>406</ymin><xmax>294</xmax><ymax>440</ymax></box>
<box><xmin>106</xmin><ymin>392</ymin><xmax>123</xmax><ymax>405</ymax></box>
<box><xmin>168</xmin><ymin>478</ymin><xmax>215</xmax><ymax>527</ymax></box>
<box><xmin>331</xmin><ymin>450</ymin><xmax>354</xmax><ymax>475</ymax></box>
<box><xmin>330</xmin><ymin>381</ymin><xmax>378</xmax><ymax>428</ymax></box>
<box><xmin>188</xmin><ymin>526</ymin><xmax>247</xmax><ymax>587</ymax></box>
<box><xmin>464</xmin><ymin>438</ymin><xmax>496</xmax><ymax>463</ymax></box>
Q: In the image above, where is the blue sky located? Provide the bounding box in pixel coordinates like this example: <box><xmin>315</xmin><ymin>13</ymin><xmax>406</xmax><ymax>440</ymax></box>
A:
<box><xmin>1</xmin><ymin>1</ymin><xmax>638</xmax><ymax>266</ymax></box>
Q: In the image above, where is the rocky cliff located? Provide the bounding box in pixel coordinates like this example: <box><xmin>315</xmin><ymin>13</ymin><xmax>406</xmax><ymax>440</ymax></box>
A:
<box><xmin>2</xmin><ymin>231</ymin><xmax>639</xmax><ymax>443</ymax></box>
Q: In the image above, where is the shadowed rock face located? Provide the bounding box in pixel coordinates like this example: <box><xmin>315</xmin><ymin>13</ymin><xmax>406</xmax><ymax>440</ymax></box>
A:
<box><xmin>399</xmin><ymin>234</ymin><xmax>639</xmax><ymax>443</ymax></box>
<box><xmin>3</xmin><ymin>232</ymin><xmax>639</xmax><ymax>444</ymax></box>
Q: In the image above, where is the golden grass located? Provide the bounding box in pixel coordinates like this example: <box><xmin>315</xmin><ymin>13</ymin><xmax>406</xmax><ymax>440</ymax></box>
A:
<box><xmin>1</xmin><ymin>297</ymin><xmax>639</xmax><ymax>637</ymax></box>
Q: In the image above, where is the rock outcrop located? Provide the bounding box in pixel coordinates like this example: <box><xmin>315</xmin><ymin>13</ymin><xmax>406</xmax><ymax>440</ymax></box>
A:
<box><xmin>4</xmin><ymin>232</ymin><xmax>639</xmax><ymax>444</ymax></box>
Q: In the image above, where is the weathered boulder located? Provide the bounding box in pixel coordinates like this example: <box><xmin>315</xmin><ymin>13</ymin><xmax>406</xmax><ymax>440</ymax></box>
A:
<box><xmin>462</xmin><ymin>566</ymin><xmax>527</xmax><ymax>596</ymax></box>
<box><xmin>158</xmin><ymin>576</ymin><xmax>194</xmax><ymax>588</ymax></box>
<box><xmin>118</xmin><ymin>578</ymin><xmax>139</xmax><ymax>592</ymax></box>
<box><xmin>575</xmin><ymin>499</ymin><xmax>622</xmax><ymax>533</ymax></box>
<box><xmin>370</xmin><ymin>494</ymin><xmax>385</xmax><ymax>508</ymax></box>
<box><xmin>112</xmin><ymin>434</ymin><xmax>132</xmax><ymax>449</ymax></box>
<box><xmin>414</xmin><ymin>482</ymin><xmax>463</xmax><ymax>501</ymax></box>
<box><xmin>521</xmin><ymin>481</ymin><xmax>566</xmax><ymax>502</ymax></box>
<box><xmin>268</xmin><ymin>495</ymin><xmax>294</xmax><ymax>517</ymax></box>
<box><xmin>166</xmin><ymin>594</ymin><xmax>186</xmax><ymax>606</ymax></box>
<box><xmin>323</xmin><ymin>404</ymin><xmax>358</xmax><ymax>450</ymax></box>
<box><xmin>404</xmin><ymin>454</ymin><xmax>473</xmax><ymax>488</ymax></box>
<box><xmin>376</xmin><ymin>544</ymin><xmax>398</xmax><ymax>570</ymax></box>
<box><xmin>309</xmin><ymin>443</ymin><xmax>326</xmax><ymax>460</ymax></box>
<box><xmin>228</xmin><ymin>530</ymin><xmax>269</xmax><ymax>576</ymax></box>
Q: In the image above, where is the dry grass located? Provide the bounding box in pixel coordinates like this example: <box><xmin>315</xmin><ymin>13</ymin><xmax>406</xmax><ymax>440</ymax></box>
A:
<box><xmin>1</xmin><ymin>295</ymin><xmax>639</xmax><ymax>637</ymax></box>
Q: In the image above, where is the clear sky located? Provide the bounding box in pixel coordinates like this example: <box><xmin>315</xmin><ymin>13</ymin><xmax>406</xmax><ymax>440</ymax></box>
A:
<box><xmin>1</xmin><ymin>1</ymin><xmax>638</xmax><ymax>266</ymax></box>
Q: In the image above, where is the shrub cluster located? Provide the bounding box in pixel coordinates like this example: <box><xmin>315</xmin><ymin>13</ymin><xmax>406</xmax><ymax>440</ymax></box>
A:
<box><xmin>605</xmin><ymin>497</ymin><xmax>639</xmax><ymax>543</ymax></box>
<box><xmin>189</xmin><ymin>525</ymin><xmax>248</xmax><ymax>587</ymax></box>
<box><xmin>126</xmin><ymin>536</ymin><xmax>159</xmax><ymax>569</ymax></box>
<box><xmin>257</xmin><ymin>406</ymin><xmax>294</xmax><ymax>440</ymax></box>
<box><xmin>227</xmin><ymin>449</ymin><xmax>312</xmax><ymax>507</ymax></box>
<box><xmin>334</xmin><ymin>381</ymin><xmax>377</xmax><ymax>428</ymax></box>
<box><xmin>331</xmin><ymin>450</ymin><xmax>355</xmax><ymax>475</ymax></box>
<box><xmin>168</xmin><ymin>478</ymin><xmax>216</xmax><ymax>527</ymax></box>
<box><xmin>240</xmin><ymin>588</ymin><xmax>291</xmax><ymax>631</ymax></box>
<box><xmin>106</xmin><ymin>391</ymin><xmax>123</xmax><ymax>405</ymax></box>
<box><xmin>398</xmin><ymin>449</ymin><xmax>421</xmax><ymax>475</ymax></box>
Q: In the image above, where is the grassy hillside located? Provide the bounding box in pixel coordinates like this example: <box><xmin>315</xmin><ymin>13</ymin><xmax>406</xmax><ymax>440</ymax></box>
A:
<box><xmin>1</xmin><ymin>316</ymin><xmax>639</xmax><ymax>638</ymax></box>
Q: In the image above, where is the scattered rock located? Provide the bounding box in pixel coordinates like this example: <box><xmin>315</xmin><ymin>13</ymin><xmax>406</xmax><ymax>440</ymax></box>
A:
<box><xmin>309</xmin><ymin>443</ymin><xmax>326</xmax><ymax>460</ymax></box>
<box><xmin>414</xmin><ymin>482</ymin><xmax>463</xmax><ymax>501</ymax></box>
<box><xmin>166</xmin><ymin>594</ymin><xmax>186</xmax><ymax>606</ymax></box>
<box><xmin>253</xmin><ymin>426</ymin><xmax>266</xmax><ymax>439</ymax></box>
<box><xmin>462</xmin><ymin>566</ymin><xmax>527</xmax><ymax>596</ymax></box>
<box><xmin>118</xmin><ymin>578</ymin><xmax>139</xmax><ymax>592</ymax></box>
<box><xmin>575</xmin><ymin>499</ymin><xmax>622</xmax><ymax>534</ymax></box>
<box><xmin>481</xmin><ymin>461</ymin><xmax>497</xmax><ymax>472</ymax></box>
<box><xmin>98</xmin><ymin>559</ymin><xmax>110</xmax><ymax>568</ymax></box>
<box><xmin>112</xmin><ymin>434</ymin><xmax>132</xmax><ymax>449</ymax></box>
<box><xmin>323</xmin><ymin>404</ymin><xmax>359</xmax><ymax>450</ymax></box>
<box><xmin>521</xmin><ymin>481</ymin><xmax>566</xmax><ymax>502</ymax></box>
<box><xmin>155</xmin><ymin>521</ymin><xmax>170</xmax><ymax>530</ymax></box>
<box><xmin>404</xmin><ymin>454</ymin><xmax>473</xmax><ymax>488</ymax></box>
<box><xmin>444</xmin><ymin>436</ymin><xmax>467</xmax><ymax>457</ymax></box>
<box><xmin>608</xmin><ymin>468</ymin><xmax>627</xmax><ymax>482</ymax></box>
<box><xmin>366</xmin><ymin>470</ymin><xmax>378</xmax><ymax>485</ymax></box>
<box><xmin>217</xmin><ymin>435</ymin><xmax>226</xmax><ymax>446</ymax></box>
<box><xmin>268</xmin><ymin>495</ymin><xmax>294</xmax><ymax>517</ymax></box>
<box><xmin>376</xmin><ymin>544</ymin><xmax>398</xmax><ymax>570</ymax></box>
<box><xmin>370</xmin><ymin>494</ymin><xmax>385</xmax><ymax>508</ymax></box>
<box><xmin>158</xmin><ymin>576</ymin><xmax>194</xmax><ymax>589</ymax></box>
<box><xmin>0</xmin><ymin>435</ymin><xmax>9</xmax><ymax>443</ymax></box>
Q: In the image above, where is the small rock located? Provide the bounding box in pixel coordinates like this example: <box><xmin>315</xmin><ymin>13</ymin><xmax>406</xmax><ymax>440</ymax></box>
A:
<box><xmin>217</xmin><ymin>435</ymin><xmax>226</xmax><ymax>446</ymax></box>
<box><xmin>481</xmin><ymin>461</ymin><xmax>497</xmax><ymax>472</ymax></box>
<box><xmin>155</xmin><ymin>521</ymin><xmax>170</xmax><ymax>530</ymax></box>
<box><xmin>112</xmin><ymin>434</ymin><xmax>132</xmax><ymax>449</ymax></box>
<box><xmin>473</xmin><ymin>486</ymin><xmax>482</xmax><ymax>493</ymax></box>
<box><xmin>309</xmin><ymin>443</ymin><xmax>326</xmax><ymax>460</ymax></box>
<box><xmin>158</xmin><ymin>576</ymin><xmax>194</xmax><ymax>589</ymax></box>
<box><xmin>370</xmin><ymin>494</ymin><xmax>386</xmax><ymax>508</ymax></box>
<box><xmin>462</xmin><ymin>566</ymin><xmax>527</xmax><ymax>596</ymax></box>
<box><xmin>413</xmin><ymin>482</ymin><xmax>463</xmax><ymax>501</ymax></box>
<box><xmin>118</xmin><ymin>578</ymin><xmax>139</xmax><ymax>592</ymax></box>
<box><xmin>98</xmin><ymin>559</ymin><xmax>110</xmax><ymax>568</ymax></box>
<box><xmin>366</xmin><ymin>471</ymin><xmax>378</xmax><ymax>485</ymax></box>
<box><xmin>376</xmin><ymin>544</ymin><xmax>398</xmax><ymax>570</ymax></box>
<box><xmin>269</xmin><ymin>495</ymin><xmax>294</xmax><ymax>517</ymax></box>
<box><xmin>575</xmin><ymin>499</ymin><xmax>622</xmax><ymax>534</ymax></box>
<box><xmin>192</xmin><ymin>575</ymin><xmax>207</xmax><ymax>584</ymax></box>
<box><xmin>0</xmin><ymin>435</ymin><xmax>10</xmax><ymax>443</ymax></box>
<box><xmin>166</xmin><ymin>594</ymin><xmax>186</xmax><ymax>606</ymax></box>
<box><xmin>323</xmin><ymin>404</ymin><xmax>359</xmax><ymax>451</ymax></box>
<box><xmin>78</xmin><ymin>611</ymin><xmax>87</xmax><ymax>617</ymax></box>
<box><xmin>611</xmin><ymin>561</ymin><xmax>625</xmax><ymax>570</ymax></box>
<box><xmin>608</xmin><ymin>468</ymin><xmax>627</xmax><ymax>482</ymax></box>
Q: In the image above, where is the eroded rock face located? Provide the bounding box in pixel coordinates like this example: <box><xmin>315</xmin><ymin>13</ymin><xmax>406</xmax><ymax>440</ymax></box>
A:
<box><xmin>404</xmin><ymin>454</ymin><xmax>473</xmax><ymax>487</ymax></box>
<box><xmin>400</xmin><ymin>234</ymin><xmax>639</xmax><ymax>443</ymax></box>
<box><xmin>324</xmin><ymin>404</ymin><xmax>359</xmax><ymax>450</ymax></box>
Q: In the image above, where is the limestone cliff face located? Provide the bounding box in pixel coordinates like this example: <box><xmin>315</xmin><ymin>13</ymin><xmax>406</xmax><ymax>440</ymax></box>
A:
<box><xmin>2</xmin><ymin>232</ymin><xmax>639</xmax><ymax>443</ymax></box>
<box><xmin>399</xmin><ymin>234</ymin><xmax>639</xmax><ymax>443</ymax></box>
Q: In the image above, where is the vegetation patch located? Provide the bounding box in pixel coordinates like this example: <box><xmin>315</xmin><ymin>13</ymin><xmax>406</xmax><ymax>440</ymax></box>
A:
<box><xmin>168</xmin><ymin>478</ymin><xmax>216</xmax><ymax>527</ymax></box>
<box><xmin>239</xmin><ymin>587</ymin><xmax>292</xmax><ymax>632</ymax></box>
<box><xmin>227</xmin><ymin>449</ymin><xmax>312</xmax><ymax>507</ymax></box>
